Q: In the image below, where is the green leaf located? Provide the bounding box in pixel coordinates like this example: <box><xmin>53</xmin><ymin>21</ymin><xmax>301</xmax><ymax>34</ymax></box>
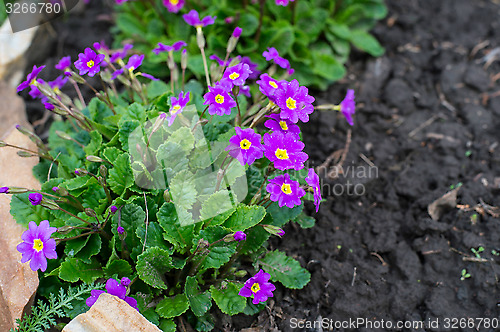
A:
<box><xmin>168</xmin><ymin>127</ymin><xmax>195</xmax><ymax>154</ymax></box>
<box><xmin>108</xmin><ymin>153</ymin><xmax>134</xmax><ymax>195</ymax></box>
<box><xmin>136</xmin><ymin>221</ymin><xmax>172</xmax><ymax>252</ymax></box>
<box><xmin>112</xmin><ymin>204</ymin><xmax>145</xmax><ymax>260</ymax></box>
<box><xmin>104</xmin><ymin>259</ymin><xmax>133</xmax><ymax>279</ymax></box>
<box><xmin>193</xmin><ymin>226</ymin><xmax>235</xmax><ymax>270</ymax></box>
<box><xmin>159</xmin><ymin>319</ymin><xmax>177</xmax><ymax>332</ymax></box>
<box><xmin>349</xmin><ymin>30</ymin><xmax>385</xmax><ymax>57</ymax></box>
<box><xmin>88</xmin><ymin>98</ymin><xmax>114</xmax><ymax>124</ymax></box>
<box><xmin>239</xmin><ymin>13</ymin><xmax>259</xmax><ymax>36</ymax></box>
<box><xmin>169</xmin><ymin>170</ymin><xmax>197</xmax><ymax>211</ymax></box>
<box><xmin>185</xmin><ymin>276</ymin><xmax>212</xmax><ymax>317</ymax></box>
<box><xmin>312</xmin><ymin>50</ymin><xmax>346</xmax><ymax>81</ymax></box>
<box><xmin>10</xmin><ymin>193</ymin><xmax>51</xmax><ymax>227</ymax></box>
<box><xmin>75</xmin><ymin>233</ymin><xmax>101</xmax><ymax>262</ymax></box>
<box><xmin>156</xmin><ymin>294</ymin><xmax>190</xmax><ymax>319</ymax></box>
<box><xmin>156</xmin><ymin>141</ymin><xmax>189</xmax><ymax>180</ymax></box>
<box><xmin>59</xmin><ymin>258</ymin><xmax>103</xmax><ymax>283</ymax></box>
<box><xmin>118</xmin><ymin>119</ymin><xmax>141</xmax><ymax>152</ymax></box>
<box><xmin>199</xmin><ymin>190</ymin><xmax>235</xmax><ymax>222</ymax></box>
<box><xmin>157</xmin><ymin>202</ymin><xmax>195</xmax><ymax>253</ymax></box>
<box><xmin>147</xmin><ymin>80</ymin><xmax>170</xmax><ymax>99</ymax></box>
<box><xmin>83</xmin><ymin>130</ymin><xmax>103</xmax><ymax>156</ymax></box>
<box><xmin>223</xmin><ymin>204</ymin><xmax>266</xmax><ymax>232</ymax></box>
<box><xmin>137</xmin><ymin>247</ymin><xmax>173</xmax><ymax>290</ymax></box>
<box><xmin>294</xmin><ymin>213</ymin><xmax>315</xmax><ymax>229</ymax></box>
<box><xmin>258</xmin><ymin>250</ymin><xmax>310</xmax><ymax>289</ymax></box>
<box><xmin>266</xmin><ymin>202</ymin><xmax>302</xmax><ymax>227</ymax></box>
<box><xmin>329</xmin><ymin>22</ymin><xmax>351</xmax><ymax>39</ymax></box>
<box><xmin>210</xmin><ymin>282</ymin><xmax>246</xmax><ymax>315</ymax></box>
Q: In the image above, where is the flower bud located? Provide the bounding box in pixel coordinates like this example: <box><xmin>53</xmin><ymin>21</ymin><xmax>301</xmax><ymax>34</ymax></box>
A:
<box><xmin>84</xmin><ymin>208</ymin><xmax>97</xmax><ymax>218</ymax></box>
<box><xmin>6</xmin><ymin>187</ymin><xmax>28</xmax><ymax>194</ymax></box>
<box><xmin>69</xmin><ymin>71</ymin><xmax>86</xmax><ymax>84</ymax></box>
<box><xmin>0</xmin><ymin>187</ymin><xmax>9</xmax><ymax>194</ymax></box>
<box><xmin>196</xmin><ymin>27</ymin><xmax>206</xmax><ymax>49</ymax></box>
<box><xmin>110</xmin><ymin>205</ymin><xmax>118</xmax><ymax>214</ymax></box>
<box><xmin>75</xmin><ymin>168</ymin><xmax>88</xmax><ymax>176</ymax></box>
<box><xmin>56</xmin><ymin>225</ymin><xmax>74</xmax><ymax>234</ymax></box>
<box><xmin>261</xmin><ymin>224</ymin><xmax>285</xmax><ymax>237</ymax></box>
<box><xmin>181</xmin><ymin>49</ymin><xmax>188</xmax><ymax>70</ymax></box>
<box><xmin>0</xmin><ymin>141</ymin><xmax>7</xmax><ymax>147</ymax></box>
<box><xmin>56</xmin><ymin>131</ymin><xmax>73</xmax><ymax>141</ymax></box>
<box><xmin>17</xmin><ymin>151</ymin><xmax>36</xmax><ymax>158</ymax></box>
<box><xmin>86</xmin><ymin>155</ymin><xmax>104</xmax><ymax>163</ymax></box>
<box><xmin>234</xmin><ymin>270</ymin><xmax>247</xmax><ymax>278</ymax></box>
<box><xmin>163</xmin><ymin>189</ymin><xmax>171</xmax><ymax>203</ymax></box>
<box><xmin>99</xmin><ymin>165</ymin><xmax>108</xmax><ymax>177</ymax></box>
<box><xmin>41</xmin><ymin>199</ymin><xmax>60</xmax><ymax>210</ymax></box>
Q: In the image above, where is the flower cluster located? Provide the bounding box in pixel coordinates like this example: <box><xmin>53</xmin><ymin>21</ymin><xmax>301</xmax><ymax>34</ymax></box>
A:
<box><xmin>86</xmin><ymin>277</ymin><xmax>137</xmax><ymax>310</ymax></box>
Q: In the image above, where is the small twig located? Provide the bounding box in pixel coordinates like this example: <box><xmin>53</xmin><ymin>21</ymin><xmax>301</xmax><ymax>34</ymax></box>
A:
<box><xmin>142</xmin><ymin>192</ymin><xmax>149</xmax><ymax>253</ymax></box>
<box><xmin>351</xmin><ymin>267</ymin><xmax>357</xmax><ymax>286</ymax></box>
<box><xmin>408</xmin><ymin>114</ymin><xmax>441</xmax><ymax>138</ymax></box>
<box><xmin>47</xmin><ymin>152</ymin><xmax>61</xmax><ymax>182</ymax></box>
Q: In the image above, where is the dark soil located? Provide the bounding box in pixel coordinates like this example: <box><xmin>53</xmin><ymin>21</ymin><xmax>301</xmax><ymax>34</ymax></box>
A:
<box><xmin>254</xmin><ymin>0</ymin><xmax>500</xmax><ymax>331</ymax></box>
<box><xmin>20</xmin><ymin>0</ymin><xmax>500</xmax><ymax>331</ymax></box>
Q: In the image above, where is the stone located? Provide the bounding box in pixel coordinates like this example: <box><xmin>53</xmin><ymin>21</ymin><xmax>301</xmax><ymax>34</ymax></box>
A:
<box><xmin>62</xmin><ymin>293</ymin><xmax>162</xmax><ymax>332</ymax></box>
<box><xmin>0</xmin><ymin>81</ymin><xmax>30</xmax><ymax>138</ymax></box>
<box><xmin>0</xmin><ymin>14</ymin><xmax>40</xmax><ymax>87</ymax></box>
<box><xmin>0</xmin><ymin>129</ymin><xmax>40</xmax><ymax>331</ymax></box>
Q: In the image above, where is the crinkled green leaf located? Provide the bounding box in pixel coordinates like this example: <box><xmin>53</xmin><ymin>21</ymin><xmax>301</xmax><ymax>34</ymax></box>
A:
<box><xmin>223</xmin><ymin>204</ymin><xmax>266</xmax><ymax>232</ymax></box>
<box><xmin>169</xmin><ymin>170</ymin><xmax>197</xmax><ymax>211</ymax></box>
<box><xmin>104</xmin><ymin>259</ymin><xmax>133</xmax><ymax>279</ymax></box>
<box><xmin>136</xmin><ymin>222</ymin><xmax>172</xmax><ymax>252</ymax></box>
<box><xmin>185</xmin><ymin>276</ymin><xmax>212</xmax><ymax>317</ymax></box>
<box><xmin>59</xmin><ymin>258</ymin><xmax>103</xmax><ymax>283</ymax></box>
<box><xmin>350</xmin><ymin>29</ymin><xmax>385</xmax><ymax>57</ymax></box>
<box><xmin>159</xmin><ymin>319</ymin><xmax>176</xmax><ymax>332</ymax></box>
<box><xmin>210</xmin><ymin>282</ymin><xmax>246</xmax><ymax>316</ymax></box>
<box><xmin>10</xmin><ymin>193</ymin><xmax>51</xmax><ymax>228</ymax></box>
<box><xmin>168</xmin><ymin>127</ymin><xmax>195</xmax><ymax>154</ymax></box>
<box><xmin>156</xmin><ymin>141</ymin><xmax>189</xmax><ymax>179</ymax></box>
<box><xmin>294</xmin><ymin>213</ymin><xmax>315</xmax><ymax>229</ymax></box>
<box><xmin>156</xmin><ymin>294</ymin><xmax>189</xmax><ymax>319</ymax></box>
<box><xmin>111</xmin><ymin>203</ymin><xmax>145</xmax><ymax>260</ymax></box>
<box><xmin>108</xmin><ymin>153</ymin><xmax>134</xmax><ymax>195</ymax></box>
<box><xmin>137</xmin><ymin>247</ymin><xmax>173</xmax><ymax>290</ymax></box>
<box><xmin>75</xmin><ymin>233</ymin><xmax>101</xmax><ymax>263</ymax></box>
<box><xmin>199</xmin><ymin>190</ymin><xmax>235</xmax><ymax>222</ymax></box>
<box><xmin>258</xmin><ymin>250</ymin><xmax>311</xmax><ymax>289</ymax></box>
<box><xmin>157</xmin><ymin>202</ymin><xmax>194</xmax><ymax>253</ymax></box>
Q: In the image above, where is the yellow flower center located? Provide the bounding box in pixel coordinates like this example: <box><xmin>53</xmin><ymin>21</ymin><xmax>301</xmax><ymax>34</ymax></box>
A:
<box><xmin>170</xmin><ymin>0</ymin><xmax>179</xmax><ymax>4</ymax></box>
<box><xmin>269</xmin><ymin>81</ymin><xmax>278</xmax><ymax>89</ymax></box>
<box><xmin>251</xmin><ymin>283</ymin><xmax>260</xmax><ymax>293</ymax></box>
<box><xmin>279</xmin><ymin>121</ymin><xmax>288</xmax><ymax>131</ymax></box>
<box><xmin>33</xmin><ymin>239</ymin><xmax>44</xmax><ymax>252</ymax></box>
<box><xmin>171</xmin><ymin>105</ymin><xmax>181</xmax><ymax>114</ymax></box>
<box><xmin>275</xmin><ymin>148</ymin><xmax>289</xmax><ymax>160</ymax></box>
<box><xmin>215</xmin><ymin>94</ymin><xmax>224</xmax><ymax>104</ymax></box>
<box><xmin>240</xmin><ymin>139</ymin><xmax>251</xmax><ymax>150</ymax></box>
<box><xmin>87</xmin><ymin>60</ymin><xmax>95</xmax><ymax>68</ymax></box>
<box><xmin>281</xmin><ymin>183</ymin><xmax>292</xmax><ymax>194</ymax></box>
<box><xmin>30</xmin><ymin>79</ymin><xmax>37</xmax><ymax>86</ymax></box>
<box><xmin>286</xmin><ymin>97</ymin><xmax>296</xmax><ymax>110</ymax></box>
<box><xmin>229</xmin><ymin>72</ymin><xmax>240</xmax><ymax>80</ymax></box>
<box><xmin>54</xmin><ymin>87</ymin><xmax>61</xmax><ymax>94</ymax></box>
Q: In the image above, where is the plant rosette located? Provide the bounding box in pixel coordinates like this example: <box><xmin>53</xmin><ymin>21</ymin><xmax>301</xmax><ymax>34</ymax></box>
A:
<box><xmin>5</xmin><ymin>18</ymin><xmax>356</xmax><ymax>332</ymax></box>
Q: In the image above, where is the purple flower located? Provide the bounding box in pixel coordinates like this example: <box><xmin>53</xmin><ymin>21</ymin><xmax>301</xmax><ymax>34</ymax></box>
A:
<box><xmin>55</xmin><ymin>56</ymin><xmax>71</xmax><ymax>71</ymax></box>
<box><xmin>256</xmin><ymin>74</ymin><xmax>283</xmax><ymax>102</ymax></box>
<box><xmin>86</xmin><ymin>277</ymin><xmax>137</xmax><ymax>310</ymax></box>
<box><xmin>340</xmin><ymin>89</ymin><xmax>356</xmax><ymax>126</ymax></box>
<box><xmin>222</xmin><ymin>63</ymin><xmax>251</xmax><ymax>87</ymax></box>
<box><xmin>139</xmin><ymin>73</ymin><xmax>159</xmax><ymax>81</ymax></box>
<box><xmin>110</xmin><ymin>206</ymin><xmax>118</xmax><ymax>214</ymax></box>
<box><xmin>28</xmin><ymin>79</ymin><xmax>45</xmax><ymax>99</ymax></box>
<box><xmin>277</xmin><ymin>228</ymin><xmax>285</xmax><ymax>236</ymax></box>
<box><xmin>305</xmin><ymin>168</ymin><xmax>322</xmax><ymax>212</ymax></box>
<box><xmin>203</xmin><ymin>82</ymin><xmax>236</xmax><ymax>116</ymax></box>
<box><xmin>266</xmin><ymin>173</ymin><xmax>305</xmax><ymax>208</ymax></box>
<box><xmin>264</xmin><ymin>113</ymin><xmax>300</xmax><ymax>138</ymax></box>
<box><xmin>44</xmin><ymin>102</ymin><xmax>55</xmax><ymax>111</ymax></box>
<box><xmin>115</xmin><ymin>0</ymin><xmax>129</xmax><ymax>4</ymax></box>
<box><xmin>238</xmin><ymin>269</ymin><xmax>276</xmax><ymax>304</ymax></box>
<box><xmin>52</xmin><ymin>187</ymin><xmax>59</xmax><ymax>192</ymax></box>
<box><xmin>262</xmin><ymin>47</ymin><xmax>290</xmax><ymax>69</ymax></box>
<box><xmin>162</xmin><ymin>0</ymin><xmax>184</xmax><ymax>13</ymax></box>
<box><xmin>74</xmin><ymin>48</ymin><xmax>105</xmax><ymax>77</ymax></box>
<box><xmin>275</xmin><ymin>79</ymin><xmax>315</xmax><ymax>123</ymax></box>
<box><xmin>29</xmin><ymin>193</ymin><xmax>43</xmax><ymax>206</ymax></box>
<box><xmin>93</xmin><ymin>40</ymin><xmax>109</xmax><ymax>52</ymax></box>
<box><xmin>239</xmin><ymin>56</ymin><xmax>260</xmax><ymax>80</ymax></box>
<box><xmin>16</xmin><ymin>220</ymin><xmax>57</xmax><ymax>272</ymax></box>
<box><xmin>109</xmin><ymin>44</ymin><xmax>133</xmax><ymax>63</ymax></box>
<box><xmin>275</xmin><ymin>0</ymin><xmax>294</xmax><ymax>6</ymax></box>
<box><xmin>183</xmin><ymin>10</ymin><xmax>216</xmax><ymax>28</ymax></box>
<box><xmin>233</xmin><ymin>231</ymin><xmax>246</xmax><ymax>242</ymax></box>
<box><xmin>49</xmin><ymin>75</ymin><xmax>68</xmax><ymax>93</ymax></box>
<box><xmin>0</xmin><ymin>187</ymin><xmax>9</xmax><ymax>194</ymax></box>
<box><xmin>117</xmin><ymin>226</ymin><xmax>125</xmax><ymax>234</ymax></box>
<box><xmin>225</xmin><ymin>127</ymin><xmax>264</xmax><ymax>166</ymax></box>
<box><xmin>263</xmin><ymin>132</ymin><xmax>308</xmax><ymax>170</ymax></box>
<box><xmin>153</xmin><ymin>40</ymin><xmax>187</xmax><ymax>55</ymax></box>
<box><xmin>209</xmin><ymin>55</ymin><xmax>231</xmax><ymax>67</ymax></box>
<box><xmin>241</xmin><ymin>85</ymin><xmax>251</xmax><ymax>98</ymax></box>
<box><xmin>167</xmin><ymin>91</ymin><xmax>190</xmax><ymax>126</ymax></box>
<box><xmin>125</xmin><ymin>54</ymin><xmax>144</xmax><ymax>72</ymax></box>
<box><xmin>232</xmin><ymin>27</ymin><xmax>242</xmax><ymax>38</ymax></box>
<box><xmin>17</xmin><ymin>65</ymin><xmax>46</xmax><ymax>92</ymax></box>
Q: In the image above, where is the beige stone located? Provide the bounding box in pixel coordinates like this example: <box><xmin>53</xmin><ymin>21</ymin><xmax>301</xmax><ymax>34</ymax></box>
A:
<box><xmin>0</xmin><ymin>81</ymin><xmax>30</xmax><ymax>139</ymax></box>
<box><xmin>63</xmin><ymin>293</ymin><xmax>162</xmax><ymax>332</ymax></box>
<box><xmin>0</xmin><ymin>129</ymin><xmax>40</xmax><ymax>331</ymax></box>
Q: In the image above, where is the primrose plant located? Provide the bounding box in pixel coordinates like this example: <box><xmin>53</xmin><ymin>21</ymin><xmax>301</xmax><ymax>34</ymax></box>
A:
<box><xmin>5</xmin><ymin>12</ymin><xmax>355</xmax><ymax>332</ymax></box>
